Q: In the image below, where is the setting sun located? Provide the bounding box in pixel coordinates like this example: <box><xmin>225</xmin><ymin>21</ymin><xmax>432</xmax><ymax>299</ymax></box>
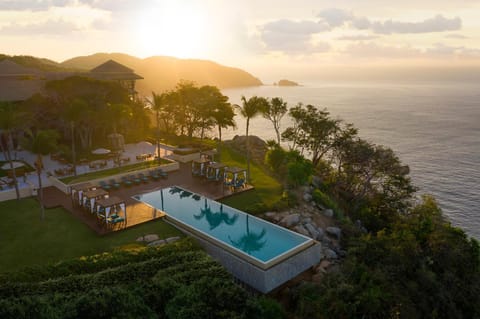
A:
<box><xmin>135</xmin><ymin>1</ymin><xmax>210</xmax><ymax>58</ymax></box>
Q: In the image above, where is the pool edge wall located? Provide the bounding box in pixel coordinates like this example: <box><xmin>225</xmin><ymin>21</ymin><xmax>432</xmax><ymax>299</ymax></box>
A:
<box><xmin>166</xmin><ymin>218</ymin><xmax>323</xmax><ymax>293</ymax></box>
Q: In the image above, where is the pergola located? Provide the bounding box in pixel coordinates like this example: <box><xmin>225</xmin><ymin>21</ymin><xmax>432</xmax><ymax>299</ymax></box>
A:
<box><xmin>95</xmin><ymin>196</ymin><xmax>127</xmax><ymax>225</ymax></box>
<box><xmin>71</xmin><ymin>182</ymin><xmax>96</xmax><ymax>208</ymax></box>
<box><xmin>83</xmin><ymin>188</ymin><xmax>109</xmax><ymax>213</ymax></box>
<box><xmin>224</xmin><ymin>167</ymin><xmax>247</xmax><ymax>184</ymax></box>
<box><xmin>192</xmin><ymin>158</ymin><xmax>210</xmax><ymax>177</ymax></box>
<box><xmin>206</xmin><ymin>162</ymin><xmax>227</xmax><ymax>182</ymax></box>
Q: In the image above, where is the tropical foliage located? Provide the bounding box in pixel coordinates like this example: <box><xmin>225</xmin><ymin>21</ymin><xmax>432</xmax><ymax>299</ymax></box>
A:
<box><xmin>0</xmin><ymin>239</ymin><xmax>283</xmax><ymax>319</ymax></box>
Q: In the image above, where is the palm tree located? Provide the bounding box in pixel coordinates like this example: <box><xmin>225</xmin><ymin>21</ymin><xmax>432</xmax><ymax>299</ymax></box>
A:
<box><xmin>63</xmin><ymin>99</ymin><xmax>86</xmax><ymax>177</ymax></box>
<box><xmin>21</xmin><ymin>129</ymin><xmax>59</xmax><ymax>220</ymax></box>
<box><xmin>194</xmin><ymin>199</ymin><xmax>238</xmax><ymax>230</ymax></box>
<box><xmin>229</xmin><ymin>215</ymin><xmax>267</xmax><ymax>254</ymax></box>
<box><xmin>0</xmin><ymin>102</ymin><xmax>28</xmax><ymax>200</ymax></box>
<box><xmin>148</xmin><ymin>92</ymin><xmax>167</xmax><ymax>159</ymax></box>
<box><xmin>236</xmin><ymin>96</ymin><xmax>269</xmax><ymax>182</ymax></box>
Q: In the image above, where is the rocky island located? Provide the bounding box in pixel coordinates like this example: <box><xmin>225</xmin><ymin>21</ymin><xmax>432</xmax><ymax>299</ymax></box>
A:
<box><xmin>276</xmin><ymin>79</ymin><xmax>299</xmax><ymax>86</ymax></box>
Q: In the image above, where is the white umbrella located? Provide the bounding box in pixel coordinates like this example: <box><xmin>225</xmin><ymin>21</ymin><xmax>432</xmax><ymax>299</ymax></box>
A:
<box><xmin>1</xmin><ymin>161</ymin><xmax>24</xmax><ymax>170</ymax></box>
<box><xmin>137</xmin><ymin>141</ymin><xmax>154</xmax><ymax>153</ymax></box>
<box><xmin>91</xmin><ymin>148</ymin><xmax>111</xmax><ymax>155</ymax></box>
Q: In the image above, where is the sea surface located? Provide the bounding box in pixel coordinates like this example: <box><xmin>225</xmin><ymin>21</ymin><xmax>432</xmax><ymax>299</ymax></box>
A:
<box><xmin>222</xmin><ymin>82</ymin><xmax>480</xmax><ymax>239</ymax></box>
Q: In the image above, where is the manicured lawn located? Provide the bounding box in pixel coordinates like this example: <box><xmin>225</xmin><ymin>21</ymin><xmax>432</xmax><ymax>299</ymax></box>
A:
<box><xmin>0</xmin><ymin>198</ymin><xmax>181</xmax><ymax>273</ymax></box>
<box><xmin>219</xmin><ymin>146</ymin><xmax>283</xmax><ymax>213</ymax></box>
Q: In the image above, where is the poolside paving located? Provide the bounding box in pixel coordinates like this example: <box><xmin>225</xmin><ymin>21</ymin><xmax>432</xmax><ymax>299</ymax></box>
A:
<box><xmin>42</xmin><ymin>162</ymin><xmax>253</xmax><ymax>235</ymax></box>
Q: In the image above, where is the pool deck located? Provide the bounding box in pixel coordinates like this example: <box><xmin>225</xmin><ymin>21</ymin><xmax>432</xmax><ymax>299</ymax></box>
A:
<box><xmin>42</xmin><ymin>162</ymin><xmax>254</xmax><ymax>235</ymax></box>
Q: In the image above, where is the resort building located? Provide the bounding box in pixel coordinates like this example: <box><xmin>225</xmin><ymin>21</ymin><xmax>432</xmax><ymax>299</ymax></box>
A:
<box><xmin>0</xmin><ymin>59</ymin><xmax>143</xmax><ymax>102</ymax></box>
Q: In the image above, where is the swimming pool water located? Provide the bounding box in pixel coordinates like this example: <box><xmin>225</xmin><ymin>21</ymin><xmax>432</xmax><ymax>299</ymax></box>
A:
<box><xmin>133</xmin><ymin>186</ymin><xmax>312</xmax><ymax>264</ymax></box>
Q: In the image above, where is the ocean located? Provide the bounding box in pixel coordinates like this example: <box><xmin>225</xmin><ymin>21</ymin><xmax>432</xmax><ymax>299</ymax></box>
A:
<box><xmin>222</xmin><ymin>82</ymin><xmax>480</xmax><ymax>239</ymax></box>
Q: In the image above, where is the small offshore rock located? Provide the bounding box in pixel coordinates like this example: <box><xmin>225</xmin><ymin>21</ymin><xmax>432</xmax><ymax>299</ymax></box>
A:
<box><xmin>326</xmin><ymin>226</ymin><xmax>342</xmax><ymax>239</ymax></box>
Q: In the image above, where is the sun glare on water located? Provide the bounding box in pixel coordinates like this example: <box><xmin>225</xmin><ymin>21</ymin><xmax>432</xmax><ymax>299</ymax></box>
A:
<box><xmin>135</xmin><ymin>2</ymin><xmax>211</xmax><ymax>58</ymax></box>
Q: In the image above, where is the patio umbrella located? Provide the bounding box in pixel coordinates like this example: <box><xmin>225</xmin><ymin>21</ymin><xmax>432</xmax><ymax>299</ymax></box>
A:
<box><xmin>137</xmin><ymin>141</ymin><xmax>154</xmax><ymax>153</ymax></box>
<box><xmin>1</xmin><ymin>161</ymin><xmax>24</xmax><ymax>170</ymax></box>
<box><xmin>91</xmin><ymin>148</ymin><xmax>111</xmax><ymax>155</ymax></box>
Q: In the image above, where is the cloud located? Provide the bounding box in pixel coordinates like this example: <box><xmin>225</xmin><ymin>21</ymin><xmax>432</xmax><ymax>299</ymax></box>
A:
<box><xmin>343</xmin><ymin>41</ymin><xmax>480</xmax><ymax>60</ymax></box>
<box><xmin>445</xmin><ymin>33</ymin><xmax>468</xmax><ymax>39</ymax></box>
<box><xmin>317</xmin><ymin>8</ymin><xmax>352</xmax><ymax>27</ymax></box>
<box><xmin>371</xmin><ymin>14</ymin><xmax>461</xmax><ymax>34</ymax></box>
<box><xmin>344</xmin><ymin>42</ymin><xmax>421</xmax><ymax>59</ymax></box>
<box><xmin>337</xmin><ymin>34</ymin><xmax>379</xmax><ymax>41</ymax></box>
<box><xmin>259</xmin><ymin>19</ymin><xmax>330</xmax><ymax>53</ymax></box>
<box><xmin>0</xmin><ymin>0</ymin><xmax>72</xmax><ymax>11</ymax></box>
<box><xmin>0</xmin><ymin>19</ymin><xmax>80</xmax><ymax>35</ymax></box>
<box><xmin>313</xmin><ymin>9</ymin><xmax>462</xmax><ymax>35</ymax></box>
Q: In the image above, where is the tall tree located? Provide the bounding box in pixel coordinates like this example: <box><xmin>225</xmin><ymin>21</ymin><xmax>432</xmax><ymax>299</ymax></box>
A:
<box><xmin>262</xmin><ymin>97</ymin><xmax>288</xmax><ymax>145</ymax></box>
<box><xmin>201</xmin><ymin>86</ymin><xmax>235</xmax><ymax>161</ymax></box>
<box><xmin>237</xmin><ymin>96</ymin><xmax>269</xmax><ymax>182</ymax></box>
<box><xmin>282</xmin><ymin>104</ymin><xmax>339</xmax><ymax>167</ymax></box>
<box><xmin>0</xmin><ymin>102</ymin><xmax>28</xmax><ymax>200</ymax></box>
<box><xmin>21</xmin><ymin>129</ymin><xmax>59</xmax><ymax>220</ymax></box>
<box><xmin>63</xmin><ymin>99</ymin><xmax>86</xmax><ymax>177</ymax></box>
<box><xmin>149</xmin><ymin>92</ymin><xmax>165</xmax><ymax>159</ymax></box>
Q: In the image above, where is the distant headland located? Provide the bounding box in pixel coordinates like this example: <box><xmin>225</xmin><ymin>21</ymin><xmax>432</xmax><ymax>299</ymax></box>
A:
<box><xmin>0</xmin><ymin>52</ymin><xmax>263</xmax><ymax>96</ymax></box>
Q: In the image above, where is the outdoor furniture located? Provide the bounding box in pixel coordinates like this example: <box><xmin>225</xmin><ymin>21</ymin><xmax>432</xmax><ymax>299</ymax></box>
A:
<box><xmin>192</xmin><ymin>158</ymin><xmax>209</xmax><ymax>177</ymax></box>
<box><xmin>149</xmin><ymin>170</ymin><xmax>160</xmax><ymax>180</ymax></box>
<box><xmin>95</xmin><ymin>196</ymin><xmax>127</xmax><ymax>230</ymax></box>
<box><xmin>83</xmin><ymin>188</ymin><xmax>109</xmax><ymax>214</ymax></box>
<box><xmin>99</xmin><ymin>180</ymin><xmax>111</xmax><ymax>191</ymax></box>
<box><xmin>223</xmin><ymin>167</ymin><xmax>247</xmax><ymax>191</ymax></box>
<box><xmin>139</xmin><ymin>173</ymin><xmax>149</xmax><ymax>183</ymax></box>
<box><xmin>157</xmin><ymin>169</ymin><xmax>168</xmax><ymax>179</ymax></box>
<box><xmin>130</xmin><ymin>174</ymin><xmax>141</xmax><ymax>185</ymax></box>
<box><xmin>206</xmin><ymin>162</ymin><xmax>226</xmax><ymax>182</ymax></box>
<box><xmin>233</xmin><ymin>179</ymin><xmax>246</xmax><ymax>191</ymax></box>
<box><xmin>121</xmin><ymin>176</ymin><xmax>132</xmax><ymax>187</ymax></box>
<box><xmin>109</xmin><ymin>179</ymin><xmax>121</xmax><ymax>190</ymax></box>
<box><xmin>71</xmin><ymin>182</ymin><xmax>96</xmax><ymax>208</ymax></box>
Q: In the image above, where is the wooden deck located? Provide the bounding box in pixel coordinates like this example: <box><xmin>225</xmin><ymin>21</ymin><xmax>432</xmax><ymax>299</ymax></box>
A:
<box><xmin>42</xmin><ymin>163</ymin><xmax>254</xmax><ymax>235</ymax></box>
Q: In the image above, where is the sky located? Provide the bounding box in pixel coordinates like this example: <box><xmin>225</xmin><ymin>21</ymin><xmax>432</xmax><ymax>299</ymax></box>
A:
<box><xmin>1</xmin><ymin>0</ymin><xmax>480</xmax><ymax>82</ymax></box>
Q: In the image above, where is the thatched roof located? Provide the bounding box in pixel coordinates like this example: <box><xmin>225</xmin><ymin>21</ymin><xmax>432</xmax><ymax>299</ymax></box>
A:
<box><xmin>89</xmin><ymin>59</ymin><xmax>143</xmax><ymax>80</ymax></box>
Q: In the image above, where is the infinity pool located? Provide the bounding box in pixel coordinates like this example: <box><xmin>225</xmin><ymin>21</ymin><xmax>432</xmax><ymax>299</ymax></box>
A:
<box><xmin>133</xmin><ymin>186</ymin><xmax>313</xmax><ymax>269</ymax></box>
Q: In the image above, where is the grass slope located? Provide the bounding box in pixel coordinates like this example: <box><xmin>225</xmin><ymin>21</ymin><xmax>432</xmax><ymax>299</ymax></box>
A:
<box><xmin>0</xmin><ymin>198</ymin><xmax>180</xmax><ymax>272</ymax></box>
<box><xmin>219</xmin><ymin>145</ymin><xmax>282</xmax><ymax>213</ymax></box>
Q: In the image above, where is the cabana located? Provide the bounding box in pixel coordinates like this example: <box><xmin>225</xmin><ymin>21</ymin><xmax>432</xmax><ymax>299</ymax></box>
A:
<box><xmin>71</xmin><ymin>182</ymin><xmax>96</xmax><ymax>208</ymax></box>
<box><xmin>206</xmin><ymin>162</ymin><xmax>227</xmax><ymax>182</ymax></box>
<box><xmin>191</xmin><ymin>158</ymin><xmax>210</xmax><ymax>177</ymax></box>
<box><xmin>95</xmin><ymin>196</ymin><xmax>127</xmax><ymax>228</ymax></box>
<box><xmin>223</xmin><ymin>167</ymin><xmax>247</xmax><ymax>190</ymax></box>
<box><xmin>83</xmin><ymin>188</ymin><xmax>109</xmax><ymax>213</ymax></box>
<box><xmin>200</xmin><ymin>149</ymin><xmax>217</xmax><ymax>161</ymax></box>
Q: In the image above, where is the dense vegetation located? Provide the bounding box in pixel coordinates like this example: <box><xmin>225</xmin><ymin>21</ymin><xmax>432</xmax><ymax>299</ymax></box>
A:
<box><xmin>262</xmin><ymin>102</ymin><xmax>480</xmax><ymax>318</ymax></box>
<box><xmin>0</xmin><ymin>239</ymin><xmax>283</xmax><ymax>319</ymax></box>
